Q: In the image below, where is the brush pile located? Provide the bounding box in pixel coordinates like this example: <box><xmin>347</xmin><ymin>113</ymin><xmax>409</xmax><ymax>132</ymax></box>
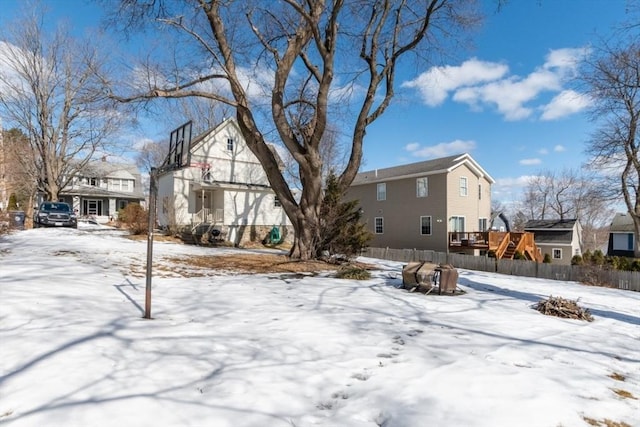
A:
<box><xmin>535</xmin><ymin>295</ymin><xmax>594</xmax><ymax>322</ymax></box>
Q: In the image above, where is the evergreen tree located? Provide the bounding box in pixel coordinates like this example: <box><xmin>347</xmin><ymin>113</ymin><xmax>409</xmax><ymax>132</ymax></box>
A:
<box><xmin>317</xmin><ymin>173</ymin><xmax>372</xmax><ymax>259</ymax></box>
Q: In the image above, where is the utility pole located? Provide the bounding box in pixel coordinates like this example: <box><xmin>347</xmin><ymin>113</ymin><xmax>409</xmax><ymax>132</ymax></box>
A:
<box><xmin>144</xmin><ymin>167</ymin><xmax>158</xmax><ymax>319</ymax></box>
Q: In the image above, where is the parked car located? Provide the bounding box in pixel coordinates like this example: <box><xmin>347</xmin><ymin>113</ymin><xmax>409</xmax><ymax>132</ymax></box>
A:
<box><xmin>33</xmin><ymin>202</ymin><xmax>78</xmax><ymax>228</ymax></box>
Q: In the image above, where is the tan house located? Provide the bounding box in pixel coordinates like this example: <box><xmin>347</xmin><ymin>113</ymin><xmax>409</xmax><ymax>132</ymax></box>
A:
<box><xmin>157</xmin><ymin>118</ymin><xmax>290</xmax><ymax>245</ymax></box>
<box><xmin>524</xmin><ymin>219</ymin><xmax>582</xmax><ymax>265</ymax></box>
<box><xmin>345</xmin><ymin>153</ymin><xmax>494</xmax><ymax>253</ymax></box>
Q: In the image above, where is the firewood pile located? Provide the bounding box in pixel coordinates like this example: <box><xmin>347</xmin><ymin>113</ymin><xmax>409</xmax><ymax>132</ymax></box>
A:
<box><xmin>534</xmin><ymin>295</ymin><xmax>594</xmax><ymax>322</ymax></box>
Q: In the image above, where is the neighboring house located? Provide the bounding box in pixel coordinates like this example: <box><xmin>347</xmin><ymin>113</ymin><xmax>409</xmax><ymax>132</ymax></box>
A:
<box><xmin>345</xmin><ymin>153</ymin><xmax>494</xmax><ymax>253</ymax></box>
<box><xmin>58</xmin><ymin>159</ymin><xmax>146</xmax><ymax>223</ymax></box>
<box><xmin>607</xmin><ymin>213</ymin><xmax>636</xmax><ymax>257</ymax></box>
<box><xmin>524</xmin><ymin>219</ymin><xmax>582</xmax><ymax>265</ymax></box>
<box><xmin>490</xmin><ymin>211</ymin><xmax>511</xmax><ymax>232</ymax></box>
<box><xmin>157</xmin><ymin>118</ymin><xmax>290</xmax><ymax>246</ymax></box>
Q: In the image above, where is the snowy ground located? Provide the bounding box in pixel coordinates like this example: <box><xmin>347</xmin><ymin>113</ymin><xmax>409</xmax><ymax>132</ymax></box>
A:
<box><xmin>1</xmin><ymin>225</ymin><xmax>638</xmax><ymax>427</ymax></box>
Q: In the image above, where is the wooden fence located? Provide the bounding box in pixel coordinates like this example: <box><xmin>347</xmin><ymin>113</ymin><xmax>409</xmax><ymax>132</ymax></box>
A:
<box><xmin>361</xmin><ymin>247</ymin><xmax>640</xmax><ymax>292</ymax></box>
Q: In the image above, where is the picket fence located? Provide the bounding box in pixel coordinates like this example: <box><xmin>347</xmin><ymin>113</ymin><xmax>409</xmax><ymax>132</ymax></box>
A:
<box><xmin>361</xmin><ymin>247</ymin><xmax>640</xmax><ymax>292</ymax></box>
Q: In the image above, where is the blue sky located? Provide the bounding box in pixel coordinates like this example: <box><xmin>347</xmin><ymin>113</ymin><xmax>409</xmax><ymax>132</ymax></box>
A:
<box><xmin>0</xmin><ymin>0</ymin><xmax>633</xmax><ymax>205</ymax></box>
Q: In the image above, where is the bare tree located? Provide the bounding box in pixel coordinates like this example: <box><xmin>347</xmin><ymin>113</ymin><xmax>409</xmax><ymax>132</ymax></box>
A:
<box><xmin>521</xmin><ymin>168</ymin><xmax>615</xmax><ymax>251</ymax></box>
<box><xmin>136</xmin><ymin>139</ymin><xmax>169</xmax><ymax>174</ymax></box>
<box><xmin>1</xmin><ymin>128</ymin><xmax>39</xmax><ymax>213</ymax></box>
<box><xmin>581</xmin><ymin>40</ymin><xmax>640</xmax><ymax>257</ymax></box>
<box><xmin>101</xmin><ymin>0</ymin><xmax>481</xmax><ymax>259</ymax></box>
<box><xmin>0</xmin><ymin>6</ymin><xmax>125</xmax><ymax>202</ymax></box>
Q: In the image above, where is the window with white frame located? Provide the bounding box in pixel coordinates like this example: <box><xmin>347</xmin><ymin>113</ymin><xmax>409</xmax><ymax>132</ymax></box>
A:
<box><xmin>553</xmin><ymin>248</ymin><xmax>562</xmax><ymax>259</ymax></box>
<box><xmin>450</xmin><ymin>216</ymin><xmax>465</xmax><ymax>232</ymax></box>
<box><xmin>227</xmin><ymin>138</ymin><xmax>234</xmax><ymax>151</ymax></box>
<box><xmin>374</xmin><ymin>217</ymin><xmax>384</xmax><ymax>234</ymax></box>
<box><xmin>420</xmin><ymin>216</ymin><xmax>432</xmax><ymax>235</ymax></box>
<box><xmin>478</xmin><ymin>217</ymin><xmax>488</xmax><ymax>231</ymax></box>
<box><xmin>416</xmin><ymin>177</ymin><xmax>428</xmax><ymax>197</ymax></box>
<box><xmin>377</xmin><ymin>183</ymin><xmax>386</xmax><ymax>201</ymax></box>
<box><xmin>274</xmin><ymin>196</ymin><xmax>281</xmax><ymax>207</ymax></box>
<box><xmin>459</xmin><ymin>177</ymin><xmax>468</xmax><ymax>196</ymax></box>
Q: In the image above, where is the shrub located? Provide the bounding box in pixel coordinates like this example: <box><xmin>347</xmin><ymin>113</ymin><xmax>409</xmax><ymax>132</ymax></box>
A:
<box><xmin>591</xmin><ymin>249</ymin><xmax>605</xmax><ymax>266</ymax></box>
<box><xmin>571</xmin><ymin>255</ymin><xmax>583</xmax><ymax>266</ymax></box>
<box><xmin>543</xmin><ymin>253</ymin><xmax>552</xmax><ymax>263</ymax></box>
<box><xmin>8</xmin><ymin>193</ymin><xmax>18</xmax><ymax>210</ymax></box>
<box><xmin>118</xmin><ymin>203</ymin><xmax>148</xmax><ymax>235</ymax></box>
<box><xmin>514</xmin><ymin>250</ymin><xmax>526</xmax><ymax>260</ymax></box>
<box><xmin>336</xmin><ymin>266</ymin><xmax>371</xmax><ymax>280</ymax></box>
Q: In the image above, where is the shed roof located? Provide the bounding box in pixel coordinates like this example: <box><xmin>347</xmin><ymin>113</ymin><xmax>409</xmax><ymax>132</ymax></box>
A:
<box><xmin>609</xmin><ymin>213</ymin><xmax>635</xmax><ymax>232</ymax></box>
<box><xmin>524</xmin><ymin>219</ymin><xmax>578</xmax><ymax>230</ymax></box>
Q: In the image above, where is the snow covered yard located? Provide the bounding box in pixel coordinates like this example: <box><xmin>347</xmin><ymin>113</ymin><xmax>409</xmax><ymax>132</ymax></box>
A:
<box><xmin>0</xmin><ymin>226</ymin><xmax>638</xmax><ymax>427</ymax></box>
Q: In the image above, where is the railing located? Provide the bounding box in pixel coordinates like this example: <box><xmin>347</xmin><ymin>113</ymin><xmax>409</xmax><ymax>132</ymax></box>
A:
<box><xmin>191</xmin><ymin>208</ymin><xmax>224</xmax><ymax>233</ymax></box>
<box><xmin>449</xmin><ymin>231</ymin><xmax>541</xmax><ymax>262</ymax></box>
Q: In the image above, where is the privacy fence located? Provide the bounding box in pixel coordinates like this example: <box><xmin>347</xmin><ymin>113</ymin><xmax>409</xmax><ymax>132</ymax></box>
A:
<box><xmin>361</xmin><ymin>247</ymin><xmax>640</xmax><ymax>292</ymax></box>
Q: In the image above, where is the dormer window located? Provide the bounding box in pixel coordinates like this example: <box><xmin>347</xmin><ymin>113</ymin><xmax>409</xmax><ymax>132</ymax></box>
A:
<box><xmin>227</xmin><ymin>138</ymin><xmax>234</xmax><ymax>151</ymax></box>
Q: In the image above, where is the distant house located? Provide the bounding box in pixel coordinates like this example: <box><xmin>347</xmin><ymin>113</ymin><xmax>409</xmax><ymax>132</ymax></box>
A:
<box><xmin>345</xmin><ymin>153</ymin><xmax>494</xmax><ymax>253</ymax></box>
<box><xmin>607</xmin><ymin>213</ymin><xmax>636</xmax><ymax>257</ymax></box>
<box><xmin>58</xmin><ymin>160</ymin><xmax>145</xmax><ymax>223</ymax></box>
<box><xmin>524</xmin><ymin>219</ymin><xmax>582</xmax><ymax>265</ymax></box>
<box><xmin>156</xmin><ymin>118</ymin><xmax>290</xmax><ymax>245</ymax></box>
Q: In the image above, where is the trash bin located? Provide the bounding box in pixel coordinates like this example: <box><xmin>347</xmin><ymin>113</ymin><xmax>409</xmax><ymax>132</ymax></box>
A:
<box><xmin>8</xmin><ymin>210</ymin><xmax>25</xmax><ymax>230</ymax></box>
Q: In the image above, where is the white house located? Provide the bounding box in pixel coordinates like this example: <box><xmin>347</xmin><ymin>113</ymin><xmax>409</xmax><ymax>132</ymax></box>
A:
<box><xmin>157</xmin><ymin>118</ymin><xmax>290</xmax><ymax>245</ymax></box>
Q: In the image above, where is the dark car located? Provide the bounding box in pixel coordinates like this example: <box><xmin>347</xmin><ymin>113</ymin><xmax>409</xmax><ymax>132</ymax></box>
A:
<box><xmin>33</xmin><ymin>202</ymin><xmax>78</xmax><ymax>228</ymax></box>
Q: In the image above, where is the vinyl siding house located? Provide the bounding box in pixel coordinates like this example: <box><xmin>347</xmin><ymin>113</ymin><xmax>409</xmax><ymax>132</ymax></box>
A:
<box><xmin>345</xmin><ymin>153</ymin><xmax>494</xmax><ymax>253</ymax></box>
<box><xmin>524</xmin><ymin>219</ymin><xmax>582</xmax><ymax>265</ymax></box>
<box><xmin>607</xmin><ymin>213</ymin><xmax>636</xmax><ymax>257</ymax></box>
<box><xmin>157</xmin><ymin>118</ymin><xmax>290</xmax><ymax>246</ymax></box>
<box><xmin>58</xmin><ymin>160</ymin><xmax>145</xmax><ymax>223</ymax></box>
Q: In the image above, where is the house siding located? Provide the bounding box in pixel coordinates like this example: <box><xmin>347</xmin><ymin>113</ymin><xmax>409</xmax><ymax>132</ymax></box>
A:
<box><xmin>346</xmin><ymin>156</ymin><xmax>492</xmax><ymax>253</ymax></box>
<box><xmin>158</xmin><ymin>118</ymin><xmax>290</xmax><ymax>240</ymax></box>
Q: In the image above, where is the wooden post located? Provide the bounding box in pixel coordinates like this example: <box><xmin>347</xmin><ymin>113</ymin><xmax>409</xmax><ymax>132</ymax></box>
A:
<box><xmin>144</xmin><ymin>168</ymin><xmax>158</xmax><ymax>319</ymax></box>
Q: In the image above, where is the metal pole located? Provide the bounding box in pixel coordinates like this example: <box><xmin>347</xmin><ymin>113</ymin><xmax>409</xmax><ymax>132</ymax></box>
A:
<box><xmin>144</xmin><ymin>168</ymin><xmax>157</xmax><ymax>319</ymax></box>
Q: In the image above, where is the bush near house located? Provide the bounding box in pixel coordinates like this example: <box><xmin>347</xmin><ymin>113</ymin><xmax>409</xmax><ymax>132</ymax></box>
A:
<box><xmin>117</xmin><ymin>203</ymin><xmax>148</xmax><ymax>235</ymax></box>
<box><xmin>575</xmin><ymin>249</ymin><xmax>640</xmax><ymax>272</ymax></box>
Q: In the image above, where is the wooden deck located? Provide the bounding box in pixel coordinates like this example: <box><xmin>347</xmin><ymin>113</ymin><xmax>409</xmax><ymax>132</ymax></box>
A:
<box><xmin>449</xmin><ymin>231</ymin><xmax>542</xmax><ymax>262</ymax></box>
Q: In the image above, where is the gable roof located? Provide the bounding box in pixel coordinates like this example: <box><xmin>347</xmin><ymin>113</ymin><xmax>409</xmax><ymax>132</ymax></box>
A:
<box><xmin>610</xmin><ymin>213</ymin><xmax>635</xmax><ymax>232</ymax></box>
<box><xmin>351</xmin><ymin>153</ymin><xmax>495</xmax><ymax>186</ymax></box>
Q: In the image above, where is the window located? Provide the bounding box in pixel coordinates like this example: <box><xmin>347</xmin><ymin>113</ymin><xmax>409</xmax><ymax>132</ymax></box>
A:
<box><xmin>553</xmin><ymin>248</ymin><xmax>562</xmax><ymax>259</ymax></box>
<box><xmin>478</xmin><ymin>183</ymin><xmax>482</xmax><ymax>200</ymax></box>
<box><xmin>274</xmin><ymin>196</ymin><xmax>281</xmax><ymax>207</ymax></box>
<box><xmin>227</xmin><ymin>138</ymin><xmax>234</xmax><ymax>151</ymax></box>
<box><xmin>612</xmin><ymin>233</ymin><xmax>634</xmax><ymax>251</ymax></box>
<box><xmin>377</xmin><ymin>183</ymin><xmax>386</xmax><ymax>201</ymax></box>
<box><xmin>89</xmin><ymin>177</ymin><xmax>98</xmax><ymax>187</ymax></box>
<box><xmin>375</xmin><ymin>217</ymin><xmax>384</xmax><ymax>234</ymax></box>
<box><xmin>450</xmin><ymin>216</ymin><xmax>465</xmax><ymax>232</ymax></box>
<box><xmin>118</xmin><ymin>200</ymin><xmax>128</xmax><ymax>210</ymax></box>
<box><xmin>420</xmin><ymin>216</ymin><xmax>432</xmax><ymax>235</ymax></box>
<box><xmin>459</xmin><ymin>177</ymin><xmax>468</xmax><ymax>196</ymax></box>
<box><xmin>416</xmin><ymin>177</ymin><xmax>428</xmax><ymax>197</ymax></box>
<box><xmin>478</xmin><ymin>218</ymin><xmax>488</xmax><ymax>231</ymax></box>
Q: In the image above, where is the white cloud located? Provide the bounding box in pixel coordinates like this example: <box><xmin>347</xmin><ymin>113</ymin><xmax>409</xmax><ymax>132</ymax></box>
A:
<box><xmin>554</xmin><ymin>145</ymin><xmax>566</xmax><ymax>152</ymax></box>
<box><xmin>405</xmin><ymin>142</ymin><xmax>420</xmax><ymax>152</ymax></box>
<box><xmin>401</xmin><ymin>58</ymin><xmax>508</xmax><ymax>106</ymax></box>
<box><xmin>404</xmin><ymin>140</ymin><xmax>476</xmax><ymax>158</ymax></box>
<box><xmin>403</xmin><ymin>47</ymin><xmax>591</xmax><ymax>121</ymax></box>
<box><xmin>519</xmin><ymin>158</ymin><xmax>541</xmax><ymax>165</ymax></box>
<box><xmin>538</xmin><ymin>148</ymin><xmax>549</xmax><ymax>155</ymax></box>
<box><xmin>540</xmin><ymin>90</ymin><xmax>592</xmax><ymax>120</ymax></box>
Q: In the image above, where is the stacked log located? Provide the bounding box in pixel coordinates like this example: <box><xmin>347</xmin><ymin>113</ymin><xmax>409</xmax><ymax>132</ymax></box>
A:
<box><xmin>535</xmin><ymin>295</ymin><xmax>594</xmax><ymax>322</ymax></box>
